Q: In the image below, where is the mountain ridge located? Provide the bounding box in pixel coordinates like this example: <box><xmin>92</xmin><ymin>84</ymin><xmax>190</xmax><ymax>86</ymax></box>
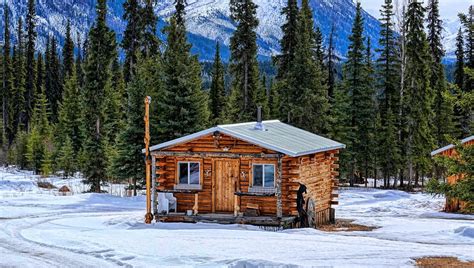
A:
<box><xmin>2</xmin><ymin>0</ymin><xmax>384</xmax><ymax>61</ymax></box>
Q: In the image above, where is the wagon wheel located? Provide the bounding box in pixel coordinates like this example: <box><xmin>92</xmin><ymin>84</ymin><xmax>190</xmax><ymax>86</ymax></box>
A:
<box><xmin>306</xmin><ymin>197</ymin><xmax>316</xmax><ymax>228</ymax></box>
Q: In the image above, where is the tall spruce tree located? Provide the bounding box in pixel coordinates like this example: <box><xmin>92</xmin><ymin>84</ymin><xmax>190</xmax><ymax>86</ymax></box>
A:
<box><xmin>62</xmin><ymin>20</ymin><xmax>75</xmax><ymax>79</ymax></box>
<box><xmin>314</xmin><ymin>27</ymin><xmax>325</xmax><ymax>67</ymax></box>
<box><xmin>228</xmin><ymin>0</ymin><xmax>260</xmax><ymax>121</ymax></box>
<box><xmin>286</xmin><ymin>0</ymin><xmax>329</xmax><ymax>133</ymax></box>
<box><xmin>26</xmin><ymin>86</ymin><xmax>52</xmax><ymax>174</ymax></box>
<box><xmin>158</xmin><ymin>0</ymin><xmax>209</xmax><ymax>141</ymax></box>
<box><xmin>2</xmin><ymin>5</ymin><xmax>15</xmax><ymax>145</ymax></box>
<box><xmin>458</xmin><ymin>7</ymin><xmax>474</xmax><ymax>136</ymax></box>
<box><xmin>427</xmin><ymin>0</ymin><xmax>453</xmax><ymax>146</ymax></box>
<box><xmin>57</xmin><ymin>70</ymin><xmax>82</xmax><ymax>153</ymax></box>
<box><xmin>361</xmin><ymin>38</ymin><xmax>376</xmax><ymax>186</ymax></box>
<box><xmin>209</xmin><ymin>42</ymin><xmax>226</xmax><ymax>124</ymax></box>
<box><xmin>45</xmin><ymin>36</ymin><xmax>62</xmax><ymax>122</ymax></box>
<box><xmin>35</xmin><ymin>53</ymin><xmax>43</xmax><ymax>99</ymax></box>
<box><xmin>13</xmin><ymin>18</ymin><xmax>26</xmax><ymax>132</ymax></box>
<box><xmin>342</xmin><ymin>2</ymin><xmax>372</xmax><ymax>186</ymax></box>
<box><xmin>403</xmin><ymin>0</ymin><xmax>434</xmax><ymax>186</ymax></box>
<box><xmin>112</xmin><ymin>57</ymin><xmax>151</xmax><ymax>194</ymax></box>
<box><xmin>122</xmin><ymin>0</ymin><xmax>142</xmax><ymax>82</ymax></box>
<box><xmin>25</xmin><ymin>0</ymin><xmax>36</xmax><ymax>130</ymax></box>
<box><xmin>277</xmin><ymin>0</ymin><xmax>298</xmax><ymax>80</ymax></box>
<box><xmin>141</xmin><ymin>0</ymin><xmax>160</xmax><ymax>57</ymax></box>
<box><xmin>82</xmin><ymin>0</ymin><xmax>117</xmax><ymax>192</ymax></box>
<box><xmin>326</xmin><ymin>24</ymin><xmax>340</xmax><ymax>102</ymax></box>
<box><xmin>454</xmin><ymin>28</ymin><xmax>465</xmax><ymax>91</ymax></box>
<box><xmin>122</xmin><ymin>0</ymin><xmax>160</xmax><ymax>82</ymax></box>
<box><xmin>376</xmin><ymin>0</ymin><xmax>401</xmax><ymax>185</ymax></box>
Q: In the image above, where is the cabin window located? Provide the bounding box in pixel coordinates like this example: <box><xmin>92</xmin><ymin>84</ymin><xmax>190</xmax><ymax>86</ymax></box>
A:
<box><xmin>178</xmin><ymin>162</ymin><xmax>200</xmax><ymax>185</ymax></box>
<box><xmin>252</xmin><ymin>164</ymin><xmax>275</xmax><ymax>188</ymax></box>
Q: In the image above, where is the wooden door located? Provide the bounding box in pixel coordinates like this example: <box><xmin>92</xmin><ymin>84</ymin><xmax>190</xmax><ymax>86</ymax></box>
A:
<box><xmin>214</xmin><ymin>159</ymin><xmax>239</xmax><ymax>213</ymax></box>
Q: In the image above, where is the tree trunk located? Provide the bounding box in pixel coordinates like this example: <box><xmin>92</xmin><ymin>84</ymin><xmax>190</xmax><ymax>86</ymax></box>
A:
<box><xmin>399</xmin><ymin>169</ymin><xmax>404</xmax><ymax>187</ymax></box>
<box><xmin>133</xmin><ymin>178</ymin><xmax>137</xmax><ymax>196</ymax></box>
<box><xmin>414</xmin><ymin>169</ymin><xmax>419</xmax><ymax>187</ymax></box>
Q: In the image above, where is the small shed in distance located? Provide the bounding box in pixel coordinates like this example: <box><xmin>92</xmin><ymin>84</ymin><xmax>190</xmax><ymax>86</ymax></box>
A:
<box><xmin>148</xmin><ymin>120</ymin><xmax>345</xmax><ymax>228</ymax></box>
<box><xmin>431</xmin><ymin>136</ymin><xmax>474</xmax><ymax>212</ymax></box>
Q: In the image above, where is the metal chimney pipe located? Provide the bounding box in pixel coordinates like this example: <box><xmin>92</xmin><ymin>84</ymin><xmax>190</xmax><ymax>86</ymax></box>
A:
<box><xmin>255</xmin><ymin>106</ymin><xmax>265</xmax><ymax>131</ymax></box>
<box><xmin>257</xmin><ymin>106</ymin><xmax>262</xmax><ymax>123</ymax></box>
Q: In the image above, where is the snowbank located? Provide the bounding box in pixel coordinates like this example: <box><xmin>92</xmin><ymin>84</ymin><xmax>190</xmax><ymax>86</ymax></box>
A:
<box><xmin>0</xmin><ymin>170</ymin><xmax>473</xmax><ymax>267</ymax></box>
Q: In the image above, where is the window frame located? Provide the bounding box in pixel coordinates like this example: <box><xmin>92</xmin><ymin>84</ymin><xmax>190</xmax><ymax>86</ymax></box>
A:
<box><xmin>177</xmin><ymin>161</ymin><xmax>201</xmax><ymax>186</ymax></box>
<box><xmin>251</xmin><ymin>163</ymin><xmax>276</xmax><ymax>188</ymax></box>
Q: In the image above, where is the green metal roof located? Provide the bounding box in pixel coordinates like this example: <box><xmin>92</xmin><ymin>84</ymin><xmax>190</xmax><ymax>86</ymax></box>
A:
<box><xmin>149</xmin><ymin>120</ymin><xmax>345</xmax><ymax>157</ymax></box>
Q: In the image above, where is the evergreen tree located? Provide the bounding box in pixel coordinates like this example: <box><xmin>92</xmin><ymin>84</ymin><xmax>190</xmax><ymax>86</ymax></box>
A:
<box><xmin>209</xmin><ymin>42</ymin><xmax>226</xmax><ymax>124</ymax></box>
<box><xmin>112</xmin><ymin>58</ymin><xmax>150</xmax><ymax>194</ymax></box>
<box><xmin>57</xmin><ymin>136</ymin><xmax>75</xmax><ymax>178</ymax></box>
<box><xmin>326</xmin><ymin>24</ymin><xmax>340</xmax><ymax>102</ymax></box>
<box><xmin>75</xmin><ymin>35</ymin><xmax>85</xmax><ymax>88</ymax></box>
<box><xmin>35</xmin><ymin>53</ymin><xmax>44</xmax><ymax>99</ymax></box>
<box><xmin>403</xmin><ymin>0</ymin><xmax>435</xmax><ymax>186</ymax></box>
<box><xmin>376</xmin><ymin>0</ymin><xmax>401</xmax><ymax>184</ymax></box>
<box><xmin>13</xmin><ymin>18</ymin><xmax>26</xmax><ymax>132</ymax></box>
<box><xmin>329</xmin><ymin>83</ymin><xmax>351</xmax><ymax>177</ymax></box>
<box><xmin>314</xmin><ymin>27</ymin><xmax>325</xmax><ymax>67</ymax></box>
<box><xmin>454</xmin><ymin>28</ymin><xmax>465</xmax><ymax>90</ymax></box>
<box><xmin>57</xmin><ymin>70</ymin><xmax>82</xmax><ymax>152</ymax></box>
<box><xmin>277</xmin><ymin>0</ymin><xmax>298</xmax><ymax>80</ymax></box>
<box><xmin>45</xmin><ymin>36</ymin><xmax>62</xmax><ymax>122</ymax></box>
<box><xmin>342</xmin><ymin>2</ymin><xmax>373</xmax><ymax>186</ymax></box>
<box><xmin>426</xmin><ymin>0</ymin><xmax>453</xmax><ymax>147</ymax></box>
<box><xmin>359</xmin><ymin>38</ymin><xmax>376</xmax><ymax>185</ymax></box>
<box><xmin>228</xmin><ymin>0</ymin><xmax>260</xmax><ymax>121</ymax></box>
<box><xmin>103</xmin><ymin>57</ymin><xmax>125</xmax><ymax>144</ymax></box>
<box><xmin>123</xmin><ymin>0</ymin><xmax>160</xmax><ymax>82</ymax></box>
<box><xmin>286</xmin><ymin>0</ymin><xmax>329</xmax><ymax>133</ymax></box>
<box><xmin>268</xmin><ymin>78</ymin><xmax>280</xmax><ymax>119</ymax></box>
<box><xmin>122</xmin><ymin>0</ymin><xmax>142</xmax><ymax>83</ymax></box>
<box><xmin>158</xmin><ymin>1</ymin><xmax>209</xmax><ymax>141</ymax></box>
<box><xmin>458</xmin><ymin>7</ymin><xmax>474</xmax><ymax>136</ymax></box>
<box><xmin>141</xmin><ymin>0</ymin><xmax>160</xmax><ymax>57</ymax></box>
<box><xmin>25</xmin><ymin>0</ymin><xmax>37</xmax><ymax>130</ymax></box>
<box><xmin>2</xmin><ymin>6</ymin><xmax>15</xmax><ymax>146</ymax></box>
<box><xmin>26</xmin><ymin>87</ymin><xmax>52</xmax><ymax>174</ymax></box>
<box><xmin>82</xmin><ymin>0</ymin><xmax>117</xmax><ymax>192</ymax></box>
<box><xmin>62</xmin><ymin>20</ymin><xmax>75</xmax><ymax>79</ymax></box>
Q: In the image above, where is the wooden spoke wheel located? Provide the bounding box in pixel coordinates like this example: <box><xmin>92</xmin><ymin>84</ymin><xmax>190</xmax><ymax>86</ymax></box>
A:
<box><xmin>306</xmin><ymin>197</ymin><xmax>315</xmax><ymax>228</ymax></box>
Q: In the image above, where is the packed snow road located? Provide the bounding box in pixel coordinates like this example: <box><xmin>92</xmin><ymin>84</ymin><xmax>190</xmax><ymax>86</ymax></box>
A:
<box><xmin>0</xmin><ymin>169</ymin><xmax>473</xmax><ymax>267</ymax></box>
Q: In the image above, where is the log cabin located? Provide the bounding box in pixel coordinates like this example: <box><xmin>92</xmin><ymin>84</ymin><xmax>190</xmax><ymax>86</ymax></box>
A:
<box><xmin>147</xmin><ymin>118</ymin><xmax>345</xmax><ymax>228</ymax></box>
<box><xmin>431</xmin><ymin>135</ymin><xmax>474</xmax><ymax>213</ymax></box>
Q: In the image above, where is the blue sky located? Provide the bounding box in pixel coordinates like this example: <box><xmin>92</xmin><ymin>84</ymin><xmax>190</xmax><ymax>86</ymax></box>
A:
<box><xmin>359</xmin><ymin>0</ymin><xmax>471</xmax><ymax>20</ymax></box>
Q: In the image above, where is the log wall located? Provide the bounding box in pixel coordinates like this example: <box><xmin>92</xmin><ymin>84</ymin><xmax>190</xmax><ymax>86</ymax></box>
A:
<box><xmin>294</xmin><ymin>150</ymin><xmax>340</xmax><ymax>220</ymax></box>
<box><xmin>153</xmin><ymin>133</ymin><xmax>340</xmax><ymax>219</ymax></box>
<box><xmin>434</xmin><ymin>139</ymin><xmax>473</xmax><ymax>213</ymax></box>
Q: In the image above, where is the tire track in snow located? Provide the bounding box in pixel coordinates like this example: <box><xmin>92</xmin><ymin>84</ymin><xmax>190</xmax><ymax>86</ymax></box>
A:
<box><xmin>0</xmin><ymin>211</ymin><xmax>135</xmax><ymax>267</ymax></box>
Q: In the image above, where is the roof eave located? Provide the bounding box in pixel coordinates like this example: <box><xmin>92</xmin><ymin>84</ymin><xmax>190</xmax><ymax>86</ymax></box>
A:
<box><xmin>430</xmin><ymin>135</ymin><xmax>474</xmax><ymax>156</ymax></box>
<box><xmin>291</xmin><ymin>144</ymin><xmax>346</xmax><ymax>157</ymax></box>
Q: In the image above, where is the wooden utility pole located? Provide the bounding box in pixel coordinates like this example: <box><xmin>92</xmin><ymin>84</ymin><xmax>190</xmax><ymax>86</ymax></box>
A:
<box><xmin>144</xmin><ymin>96</ymin><xmax>153</xmax><ymax>224</ymax></box>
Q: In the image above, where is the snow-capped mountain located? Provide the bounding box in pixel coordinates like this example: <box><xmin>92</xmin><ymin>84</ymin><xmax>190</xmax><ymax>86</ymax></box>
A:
<box><xmin>2</xmin><ymin>0</ymin><xmax>384</xmax><ymax>61</ymax></box>
<box><xmin>443</xmin><ymin>18</ymin><xmax>462</xmax><ymax>59</ymax></box>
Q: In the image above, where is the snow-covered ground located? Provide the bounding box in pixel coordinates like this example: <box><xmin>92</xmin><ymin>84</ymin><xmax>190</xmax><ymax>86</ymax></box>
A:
<box><xmin>0</xmin><ymin>169</ymin><xmax>473</xmax><ymax>267</ymax></box>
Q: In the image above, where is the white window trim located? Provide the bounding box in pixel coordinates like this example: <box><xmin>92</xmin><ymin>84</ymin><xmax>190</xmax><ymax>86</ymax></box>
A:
<box><xmin>251</xmin><ymin>163</ymin><xmax>275</xmax><ymax>188</ymax></box>
<box><xmin>177</xmin><ymin>161</ymin><xmax>201</xmax><ymax>186</ymax></box>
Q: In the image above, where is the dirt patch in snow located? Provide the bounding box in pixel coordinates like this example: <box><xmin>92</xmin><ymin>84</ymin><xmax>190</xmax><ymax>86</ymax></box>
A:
<box><xmin>319</xmin><ymin>219</ymin><xmax>378</xmax><ymax>232</ymax></box>
<box><xmin>415</xmin><ymin>257</ymin><xmax>474</xmax><ymax>268</ymax></box>
<box><xmin>37</xmin><ymin>181</ymin><xmax>56</xmax><ymax>189</ymax></box>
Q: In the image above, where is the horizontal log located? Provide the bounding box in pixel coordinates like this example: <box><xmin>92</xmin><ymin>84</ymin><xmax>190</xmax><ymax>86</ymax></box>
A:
<box><xmin>157</xmin><ymin>189</ymin><xmax>203</xmax><ymax>194</ymax></box>
<box><xmin>235</xmin><ymin>191</ymin><xmax>276</xmax><ymax>197</ymax></box>
<box><xmin>152</xmin><ymin>151</ymin><xmax>282</xmax><ymax>159</ymax></box>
